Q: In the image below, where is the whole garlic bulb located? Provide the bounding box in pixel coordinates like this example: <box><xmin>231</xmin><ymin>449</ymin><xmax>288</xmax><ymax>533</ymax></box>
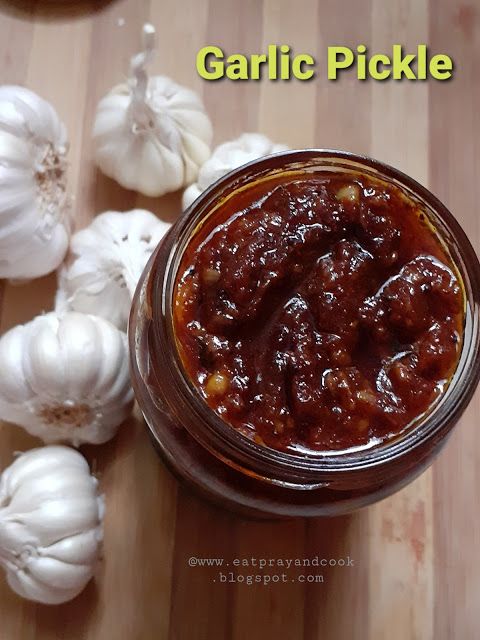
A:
<box><xmin>0</xmin><ymin>311</ymin><xmax>133</xmax><ymax>446</ymax></box>
<box><xmin>0</xmin><ymin>85</ymin><xmax>70</xmax><ymax>279</ymax></box>
<box><xmin>0</xmin><ymin>446</ymin><xmax>103</xmax><ymax>605</ymax></box>
<box><xmin>93</xmin><ymin>24</ymin><xmax>212</xmax><ymax>196</ymax></box>
<box><xmin>182</xmin><ymin>133</ymin><xmax>289</xmax><ymax>209</ymax></box>
<box><xmin>56</xmin><ymin>209</ymin><xmax>170</xmax><ymax>330</ymax></box>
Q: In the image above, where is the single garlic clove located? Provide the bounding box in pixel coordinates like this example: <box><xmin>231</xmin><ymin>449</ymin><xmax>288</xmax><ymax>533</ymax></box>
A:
<box><xmin>39</xmin><ymin>530</ymin><xmax>101</xmax><ymax>566</ymax></box>
<box><xmin>7</xmin><ymin>569</ymin><xmax>85</xmax><ymax>605</ymax></box>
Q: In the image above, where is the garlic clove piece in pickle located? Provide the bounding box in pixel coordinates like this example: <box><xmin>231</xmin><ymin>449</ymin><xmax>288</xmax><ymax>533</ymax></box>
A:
<box><xmin>56</xmin><ymin>208</ymin><xmax>171</xmax><ymax>330</ymax></box>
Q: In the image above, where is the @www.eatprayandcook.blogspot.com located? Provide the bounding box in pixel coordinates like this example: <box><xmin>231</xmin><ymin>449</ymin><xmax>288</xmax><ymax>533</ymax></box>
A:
<box><xmin>187</xmin><ymin>556</ymin><xmax>355</xmax><ymax>585</ymax></box>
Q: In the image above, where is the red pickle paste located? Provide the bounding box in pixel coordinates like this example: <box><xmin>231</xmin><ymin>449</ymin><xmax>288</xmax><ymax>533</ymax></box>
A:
<box><xmin>174</xmin><ymin>172</ymin><xmax>464</xmax><ymax>454</ymax></box>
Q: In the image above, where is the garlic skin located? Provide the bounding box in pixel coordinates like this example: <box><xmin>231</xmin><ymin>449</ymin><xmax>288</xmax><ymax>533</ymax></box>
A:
<box><xmin>0</xmin><ymin>85</ymin><xmax>69</xmax><ymax>279</ymax></box>
<box><xmin>56</xmin><ymin>209</ymin><xmax>170</xmax><ymax>330</ymax></box>
<box><xmin>182</xmin><ymin>133</ymin><xmax>288</xmax><ymax>209</ymax></box>
<box><xmin>0</xmin><ymin>312</ymin><xmax>133</xmax><ymax>446</ymax></box>
<box><xmin>93</xmin><ymin>24</ymin><xmax>212</xmax><ymax>197</ymax></box>
<box><xmin>0</xmin><ymin>446</ymin><xmax>103</xmax><ymax>605</ymax></box>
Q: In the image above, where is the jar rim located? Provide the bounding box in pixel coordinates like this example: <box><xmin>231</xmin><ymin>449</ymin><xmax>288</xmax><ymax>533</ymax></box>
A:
<box><xmin>149</xmin><ymin>149</ymin><xmax>480</xmax><ymax>480</ymax></box>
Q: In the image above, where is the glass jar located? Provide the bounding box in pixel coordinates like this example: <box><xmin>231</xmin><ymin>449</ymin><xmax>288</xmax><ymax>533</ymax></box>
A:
<box><xmin>129</xmin><ymin>150</ymin><xmax>480</xmax><ymax>518</ymax></box>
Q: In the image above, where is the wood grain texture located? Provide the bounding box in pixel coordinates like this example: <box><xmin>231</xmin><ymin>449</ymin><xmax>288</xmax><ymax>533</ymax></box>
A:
<box><xmin>0</xmin><ymin>0</ymin><xmax>478</xmax><ymax>638</ymax></box>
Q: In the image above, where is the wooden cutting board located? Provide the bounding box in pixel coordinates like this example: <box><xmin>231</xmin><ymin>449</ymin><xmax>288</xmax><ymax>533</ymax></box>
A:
<box><xmin>0</xmin><ymin>0</ymin><xmax>478</xmax><ymax>638</ymax></box>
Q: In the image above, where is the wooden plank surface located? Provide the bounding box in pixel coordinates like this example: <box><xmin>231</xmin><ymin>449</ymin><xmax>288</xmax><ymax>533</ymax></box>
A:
<box><xmin>0</xmin><ymin>0</ymin><xmax>478</xmax><ymax>638</ymax></box>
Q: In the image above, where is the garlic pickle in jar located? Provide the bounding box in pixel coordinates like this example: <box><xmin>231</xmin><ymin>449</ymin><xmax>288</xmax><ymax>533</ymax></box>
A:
<box><xmin>130</xmin><ymin>150</ymin><xmax>480</xmax><ymax>518</ymax></box>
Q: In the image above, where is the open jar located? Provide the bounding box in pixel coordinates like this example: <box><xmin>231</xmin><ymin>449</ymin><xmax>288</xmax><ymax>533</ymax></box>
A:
<box><xmin>129</xmin><ymin>150</ymin><xmax>480</xmax><ymax>518</ymax></box>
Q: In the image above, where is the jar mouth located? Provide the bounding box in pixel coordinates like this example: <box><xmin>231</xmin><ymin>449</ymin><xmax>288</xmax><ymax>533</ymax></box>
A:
<box><xmin>151</xmin><ymin>149</ymin><xmax>480</xmax><ymax>476</ymax></box>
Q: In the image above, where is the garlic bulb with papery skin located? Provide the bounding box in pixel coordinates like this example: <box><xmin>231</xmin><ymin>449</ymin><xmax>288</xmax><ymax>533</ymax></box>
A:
<box><xmin>0</xmin><ymin>85</ymin><xmax>69</xmax><ymax>279</ymax></box>
<box><xmin>182</xmin><ymin>133</ymin><xmax>289</xmax><ymax>209</ymax></box>
<box><xmin>0</xmin><ymin>311</ymin><xmax>133</xmax><ymax>446</ymax></box>
<box><xmin>56</xmin><ymin>209</ymin><xmax>170</xmax><ymax>330</ymax></box>
<box><xmin>0</xmin><ymin>446</ymin><xmax>103</xmax><ymax>605</ymax></box>
<box><xmin>93</xmin><ymin>24</ymin><xmax>212</xmax><ymax>196</ymax></box>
